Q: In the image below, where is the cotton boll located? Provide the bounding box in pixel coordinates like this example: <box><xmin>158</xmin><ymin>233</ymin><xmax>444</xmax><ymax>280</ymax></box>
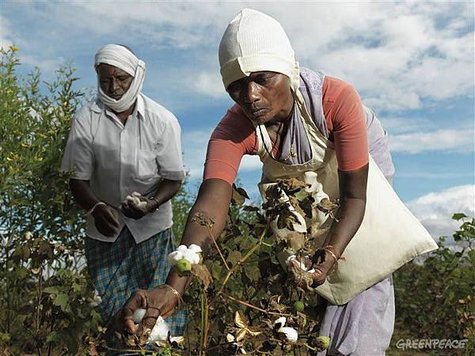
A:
<box><xmin>286</xmin><ymin>255</ymin><xmax>313</xmax><ymax>272</ymax></box>
<box><xmin>148</xmin><ymin>316</ymin><xmax>170</xmax><ymax>342</ymax></box>
<box><xmin>133</xmin><ymin>308</ymin><xmax>146</xmax><ymax>324</ymax></box>
<box><xmin>188</xmin><ymin>244</ymin><xmax>202</xmax><ymax>253</ymax></box>
<box><xmin>176</xmin><ymin>245</ymin><xmax>188</xmax><ymax>253</ymax></box>
<box><xmin>169</xmin><ymin>336</ymin><xmax>185</xmax><ymax>346</ymax></box>
<box><xmin>183</xmin><ymin>249</ymin><xmax>200</xmax><ymax>264</ymax></box>
<box><xmin>167</xmin><ymin>250</ymin><xmax>184</xmax><ymax>265</ymax></box>
<box><xmin>285</xmin><ymin>255</ymin><xmax>306</xmax><ymax>270</ymax></box>
<box><xmin>270</xmin><ymin>208</ymin><xmax>307</xmax><ymax>239</ymax></box>
<box><xmin>137</xmin><ymin>200</ymin><xmax>147</xmax><ymax>209</ymax></box>
<box><xmin>274</xmin><ymin>316</ymin><xmax>287</xmax><ymax>329</ymax></box>
<box><xmin>279</xmin><ymin>326</ymin><xmax>298</xmax><ymax>343</ymax></box>
<box><xmin>89</xmin><ymin>290</ymin><xmax>102</xmax><ymax>307</ymax></box>
<box><xmin>129</xmin><ymin>196</ymin><xmax>142</xmax><ymax>206</ymax></box>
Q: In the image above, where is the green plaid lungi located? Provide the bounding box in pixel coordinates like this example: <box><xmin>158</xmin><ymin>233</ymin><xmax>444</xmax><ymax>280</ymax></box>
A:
<box><xmin>85</xmin><ymin>227</ymin><xmax>187</xmax><ymax>336</ymax></box>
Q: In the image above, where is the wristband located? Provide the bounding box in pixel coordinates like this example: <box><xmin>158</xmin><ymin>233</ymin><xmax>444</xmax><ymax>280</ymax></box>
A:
<box><xmin>87</xmin><ymin>201</ymin><xmax>106</xmax><ymax>215</ymax></box>
<box><xmin>322</xmin><ymin>245</ymin><xmax>340</xmax><ymax>264</ymax></box>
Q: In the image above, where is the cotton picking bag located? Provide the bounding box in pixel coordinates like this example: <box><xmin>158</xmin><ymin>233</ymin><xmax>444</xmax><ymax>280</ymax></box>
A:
<box><xmin>256</xmin><ymin>103</ymin><xmax>438</xmax><ymax>305</ymax></box>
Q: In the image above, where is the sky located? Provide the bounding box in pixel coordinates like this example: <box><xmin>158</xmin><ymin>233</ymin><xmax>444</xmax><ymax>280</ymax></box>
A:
<box><xmin>1</xmin><ymin>0</ymin><xmax>474</xmax><ymax>240</ymax></box>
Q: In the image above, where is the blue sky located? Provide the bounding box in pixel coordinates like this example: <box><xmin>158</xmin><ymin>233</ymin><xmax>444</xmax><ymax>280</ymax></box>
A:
<box><xmin>1</xmin><ymin>0</ymin><xmax>474</xmax><ymax>239</ymax></box>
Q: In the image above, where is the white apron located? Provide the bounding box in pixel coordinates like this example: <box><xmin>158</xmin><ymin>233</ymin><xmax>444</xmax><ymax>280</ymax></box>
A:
<box><xmin>256</xmin><ymin>91</ymin><xmax>437</xmax><ymax>305</ymax></box>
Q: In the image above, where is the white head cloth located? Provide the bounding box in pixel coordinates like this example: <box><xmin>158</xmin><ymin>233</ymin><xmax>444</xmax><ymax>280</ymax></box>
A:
<box><xmin>94</xmin><ymin>44</ymin><xmax>146</xmax><ymax>112</ymax></box>
<box><xmin>218</xmin><ymin>8</ymin><xmax>301</xmax><ymax>95</ymax></box>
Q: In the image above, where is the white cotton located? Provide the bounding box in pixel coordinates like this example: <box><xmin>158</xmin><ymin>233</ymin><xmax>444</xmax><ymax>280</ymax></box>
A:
<box><xmin>271</xmin><ymin>207</ymin><xmax>307</xmax><ymax>239</ymax></box>
<box><xmin>167</xmin><ymin>250</ymin><xmax>184</xmax><ymax>265</ymax></box>
<box><xmin>286</xmin><ymin>254</ymin><xmax>314</xmax><ymax>272</ymax></box>
<box><xmin>285</xmin><ymin>255</ymin><xmax>306</xmax><ymax>270</ymax></box>
<box><xmin>133</xmin><ymin>308</ymin><xmax>146</xmax><ymax>324</ymax></box>
<box><xmin>188</xmin><ymin>244</ymin><xmax>202</xmax><ymax>253</ymax></box>
<box><xmin>148</xmin><ymin>316</ymin><xmax>170</xmax><ymax>342</ymax></box>
<box><xmin>89</xmin><ymin>290</ymin><xmax>102</xmax><ymax>307</ymax></box>
<box><xmin>278</xmin><ymin>326</ymin><xmax>298</xmax><ymax>343</ymax></box>
<box><xmin>125</xmin><ymin>195</ymin><xmax>141</xmax><ymax>205</ymax></box>
<box><xmin>169</xmin><ymin>336</ymin><xmax>185</xmax><ymax>345</ymax></box>
<box><xmin>176</xmin><ymin>245</ymin><xmax>188</xmax><ymax>253</ymax></box>
<box><xmin>169</xmin><ymin>245</ymin><xmax>202</xmax><ymax>266</ymax></box>
<box><xmin>274</xmin><ymin>316</ymin><xmax>287</xmax><ymax>328</ymax></box>
<box><xmin>183</xmin><ymin>249</ymin><xmax>200</xmax><ymax>265</ymax></box>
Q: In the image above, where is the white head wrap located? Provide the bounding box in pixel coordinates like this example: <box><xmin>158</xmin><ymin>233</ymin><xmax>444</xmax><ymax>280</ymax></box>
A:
<box><xmin>94</xmin><ymin>44</ymin><xmax>146</xmax><ymax>112</ymax></box>
<box><xmin>218</xmin><ymin>8</ymin><xmax>300</xmax><ymax>93</ymax></box>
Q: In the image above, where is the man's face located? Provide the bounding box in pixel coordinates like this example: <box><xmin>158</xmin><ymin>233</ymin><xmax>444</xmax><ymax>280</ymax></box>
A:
<box><xmin>97</xmin><ymin>64</ymin><xmax>133</xmax><ymax>100</ymax></box>
<box><xmin>226</xmin><ymin>71</ymin><xmax>293</xmax><ymax>125</ymax></box>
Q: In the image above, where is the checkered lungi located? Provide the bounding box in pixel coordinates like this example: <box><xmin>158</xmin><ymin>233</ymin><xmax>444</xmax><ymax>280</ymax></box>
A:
<box><xmin>85</xmin><ymin>227</ymin><xmax>187</xmax><ymax>336</ymax></box>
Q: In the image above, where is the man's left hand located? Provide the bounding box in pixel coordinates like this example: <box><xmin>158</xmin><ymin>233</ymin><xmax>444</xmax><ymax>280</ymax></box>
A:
<box><xmin>121</xmin><ymin>192</ymin><xmax>158</xmax><ymax>219</ymax></box>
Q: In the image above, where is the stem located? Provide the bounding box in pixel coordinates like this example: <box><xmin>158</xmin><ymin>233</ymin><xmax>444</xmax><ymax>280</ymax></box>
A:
<box><xmin>199</xmin><ymin>289</ymin><xmax>209</xmax><ymax>356</ymax></box>
<box><xmin>205</xmin><ymin>224</ymin><xmax>230</xmax><ymax>271</ymax></box>
<box><xmin>216</xmin><ymin>224</ymin><xmax>269</xmax><ymax>296</ymax></box>
<box><xmin>224</xmin><ymin>294</ymin><xmax>291</xmax><ymax>317</ymax></box>
<box><xmin>35</xmin><ymin>263</ymin><xmax>43</xmax><ymax>342</ymax></box>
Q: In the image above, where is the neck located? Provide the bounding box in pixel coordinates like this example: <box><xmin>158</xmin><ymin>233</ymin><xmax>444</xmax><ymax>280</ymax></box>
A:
<box><xmin>113</xmin><ymin>103</ymin><xmax>135</xmax><ymax>124</ymax></box>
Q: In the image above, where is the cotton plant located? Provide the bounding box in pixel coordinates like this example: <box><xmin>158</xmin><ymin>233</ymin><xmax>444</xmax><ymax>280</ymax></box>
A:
<box><xmin>167</xmin><ymin>244</ymin><xmax>202</xmax><ymax>276</ymax></box>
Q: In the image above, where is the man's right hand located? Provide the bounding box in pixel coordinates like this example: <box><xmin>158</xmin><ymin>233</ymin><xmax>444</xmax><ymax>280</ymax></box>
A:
<box><xmin>121</xmin><ymin>286</ymin><xmax>181</xmax><ymax>334</ymax></box>
<box><xmin>92</xmin><ymin>204</ymin><xmax>120</xmax><ymax>237</ymax></box>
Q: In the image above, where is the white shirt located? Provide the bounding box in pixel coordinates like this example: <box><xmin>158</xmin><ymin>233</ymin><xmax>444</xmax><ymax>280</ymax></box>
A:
<box><xmin>61</xmin><ymin>94</ymin><xmax>185</xmax><ymax>243</ymax></box>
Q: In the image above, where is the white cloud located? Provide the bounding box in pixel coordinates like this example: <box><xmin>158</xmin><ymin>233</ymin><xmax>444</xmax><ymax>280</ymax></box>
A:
<box><xmin>277</xmin><ymin>2</ymin><xmax>474</xmax><ymax>112</ymax></box>
<box><xmin>182</xmin><ymin>129</ymin><xmax>213</xmax><ymax>178</ymax></box>
<box><xmin>390</xmin><ymin>128</ymin><xmax>474</xmax><ymax>154</ymax></box>
<box><xmin>0</xmin><ymin>16</ymin><xmax>13</xmax><ymax>49</ymax></box>
<box><xmin>4</xmin><ymin>2</ymin><xmax>473</xmax><ymax>112</ymax></box>
<box><xmin>187</xmin><ymin>70</ymin><xmax>225</xmax><ymax>99</ymax></box>
<box><xmin>67</xmin><ymin>2</ymin><xmax>233</xmax><ymax>48</ymax></box>
<box><xmin>407</xmin><ymin>185</ymin><xmax>475</xmax><ymax>239</ymax></box>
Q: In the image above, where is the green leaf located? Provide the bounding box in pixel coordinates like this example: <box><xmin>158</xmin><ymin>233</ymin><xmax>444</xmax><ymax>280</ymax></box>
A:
<box><xmin>46</xmin><ymin>331</ymin><xmax>60</xmax><ymax>344</ymax></box>
<box><xmin>243</xmin><ymin>263</ymin><xmax>261</xmax><ymax>282</ymax></box>
<box><xmin>226</xmin><ymin>250</ymin><xmax>242</xmax><ymax>266</ymax></box>
<box><xmin>43</xmin><ymin>286</ymin><xmax>60</xmax><ymax>294</ymax></box>
<box><xmin>0</xmin><ymin>332</ymin><xmax>11</xmax><ymax>345</ymax></box>
<box><xmin>452</xmin><ymin>213</ymin><xmax>467</xmax><ymax>220</ymax></box>
<box><xmin>53</xmin><ymin>293</ymin><xmax>70</xmax><ymax>312</ymax></box>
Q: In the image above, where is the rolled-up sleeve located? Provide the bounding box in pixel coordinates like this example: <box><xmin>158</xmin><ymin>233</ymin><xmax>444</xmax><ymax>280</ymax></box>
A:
<box><xmin>60</xmin><ymin>107</ymin><xmax>94</xmax><ymax>180</ymax></box>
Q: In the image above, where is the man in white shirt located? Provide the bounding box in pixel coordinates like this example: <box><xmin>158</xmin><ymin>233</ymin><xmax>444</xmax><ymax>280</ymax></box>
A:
<box><xmin>61</xmin><ymin>44</ymin><xmax>186</xmax><ymax>336</ymax></box>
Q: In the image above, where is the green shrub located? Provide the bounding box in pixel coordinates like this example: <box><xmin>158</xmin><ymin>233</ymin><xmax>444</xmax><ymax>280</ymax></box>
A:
<box><xmin>392</xmin><ymin>214</ymin><xmax>474</xmax><ymax>355</ymax></box>
<box><xmin>0</xmin><ymin>46</ymin><xmax>102</xmax><ymax>355</ymax></box>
